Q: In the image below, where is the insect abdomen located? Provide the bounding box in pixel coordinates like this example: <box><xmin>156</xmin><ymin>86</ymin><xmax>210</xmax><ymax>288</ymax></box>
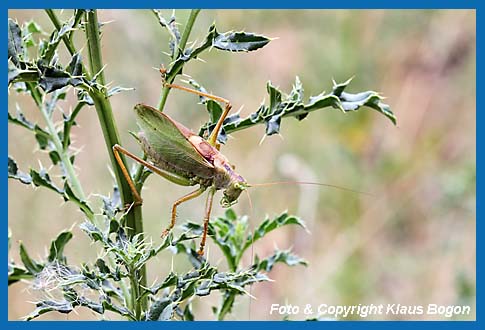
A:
<box><xmin>138</xmin><ymin>132</ymin><xmax>213</xmax><ymax>187</ymax></box>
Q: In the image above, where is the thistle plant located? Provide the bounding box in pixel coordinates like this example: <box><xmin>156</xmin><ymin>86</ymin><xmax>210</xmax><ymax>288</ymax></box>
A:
<box><xmin>8</xmin><ymin>9</ymin><xmax>395</xmax><ymax>321</ymax></box>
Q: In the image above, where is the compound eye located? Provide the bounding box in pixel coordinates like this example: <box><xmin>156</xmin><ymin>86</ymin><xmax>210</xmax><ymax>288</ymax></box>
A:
<box><xmin>231</xmin><ymin>164</ymin><xmax>236</xmax><ymax>170</ymax></box>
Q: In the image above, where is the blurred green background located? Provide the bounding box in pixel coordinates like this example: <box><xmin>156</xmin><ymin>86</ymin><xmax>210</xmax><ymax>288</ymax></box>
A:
<box><xmin>8</xmin><ymin>10</ymin><xmax>476</xmax><ymax>320</ymax></box>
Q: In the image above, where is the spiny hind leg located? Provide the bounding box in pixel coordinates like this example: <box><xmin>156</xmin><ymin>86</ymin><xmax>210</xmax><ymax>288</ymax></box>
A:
<box><xmin>161</xmin><ymin>74</ymin><xmax>232</xmax><ymax>147</ymax></box>
<box><xmin>198</xmin><ymin>188</ymin><xmax>215</xmax><ymax>256</ymax></box>
<box><xmin>162</xmin><ymin>187</ymin><xmax>206</xmax><ymax>238</ymax></box>
<box><xmin>112</xmin><ymin>144</ymin><xmax>143</xmax><ymax>207</ymax></box>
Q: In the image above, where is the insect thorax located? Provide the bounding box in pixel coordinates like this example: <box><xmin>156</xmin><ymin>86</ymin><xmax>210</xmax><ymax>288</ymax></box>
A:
<box><xmin>214</xmin><ymin>160</ymin><xmax>247</xmax><ymax>207</ymax></box>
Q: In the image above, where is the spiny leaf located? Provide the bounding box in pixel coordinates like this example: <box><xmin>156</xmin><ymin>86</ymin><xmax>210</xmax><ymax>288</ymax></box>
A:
<box><xmin>22</xmin><ymin>20</ymin><xmax>44</xmax><ymax>49</ymax></box>
<box><xmin>79</xmin><ymin>221</ymin><xmax>105</xmax><ymax>243</ymax></box>
<box><xmin>213</xmin><ymin>31</ymin><xmax>271</xmax><ymax>52</ymax></box>
<box><xmin>153</xmin><ymin>10</ymin><xmax>180</xmax><ymax>58</ymax></box>
<box><xmin>8</xmin><ymin>109</ymin><xmax>32</xmax><ymax>130</ymax></box>
<box><xmin>37</xmin><ymin>54</ymin><xmax>85</xmax><ymax>93</ymax></box>
<box><xmin>188</xmin><ymin>79</ymin><xmax>240</xmax><ymax>143</ymax></box>
<box><xmin>183</xmin><ymin>219</ymin><xmax>237</xmax><ymax>270</ymax></box>
<box><xmin>8</xmin><ymin>19</ymin><xmax>24</xmax><ymax>67</ymax></box>
<box><xmin>159</xmin><ymin>302</ymin><xmax>176</xmax><ymax>321</ymax></box>
<box><xmin>198</xmin><ymin>209</ymin><xmax>305</xmax><ymax>270</ymax></box>
<box><xmin>25</xmin><ymin>293</ymin><xmax>132</xmax><ymax>321</ymax></box>
<box><xmin>165</xmin><ymin>24</ymin><xmax>271</xmax><ymax>84</ymax></box>
<box><xmin>187</xmin><ymin>79</ymin><xmax>223</xmax><ymax>121</ymax></box>
<box><xmin>8</xmin><ymin>156</ymin><xmax>32</xmax><ymax>185</ymax></box>
<box><xmin>100</xmin><ymin>296</ymin><xmax>133</xmax><ymax>318</ymax></box>
<box><xmin>10</xmin><ymin>53</ymin><xmax>87</xmax><ymax>93</ymax></box>
<box><xmin>39</xmin><ymin>18</ymin><xmax>74</xmax><ymax>64</ymax></box>
<box><xmin>95</xmin><ymin>259</ymin><xmax>110</xmax><ymax>274</ymax></box>
<box><xmin>48</xmin><ymin>150</ymin><xmax>61</xmax><ymax>165</ymax></box>
<box><xmin>66</xmin><ymin>53</ymin><xmax>83</xmax><ymax>76</ymax></box>
<box><xmin>35</xmin><ymin>132</ymin><xmax>49</xmax><ymax>150</ymax></box>
<box><xmin>143</xmin><ymin>256</ymin><xmax>272</xmax><ymax>320</ymax></box>
<box><xmin>30</xmin><ymin>168</ymin><xmax>64</xmax><ymax>194</ymax></box>
<box><xmin>101</xmin><ymin>186</ymin><xmax>121</xmax><ymax>219</ymax></box>
<box><xmin>146</xmin><ymin>272</ymin><xmax>178</xmax><ymax>297</ymax></box>
<box><xmin>195</xmin><ymin>279</ymin><xmax>212</xmax><ymax>296</ymax></box>
<box><xmin>8</xmin><ymin>108</ymin><xmax>55</xmax><ymax>152</ymax></box>
<box><xmin>146</xmin><ymin>298</ymin><xmax>172</xmax><ymax>321</ymax></box>
<box><xmin>186</xmin><ymin>209</ymin><xmax>307</xmax><ymax>273</ymax></box>
<box><xmin>245</xmin><ymin>212</ymin><xmax>306</xmax><ymax>251</ymax></box>
<box><xmin>25</xmin><ymin>300</ymin><xmax>73</xmax><ymax>321</ymax></box>
<box><xmin>48</xmin><ymin>230</ymin><xmax>73</xmax><ymax>263</ymax></box>
<box><xmin>7</xmin><ymin>63</ymin><xmax>38</xmax><ymax>85</ymax></box>
<box><xmin>217</xmin><ymin>293</ymin><xmax>235</xmax><ymax>320</ymax></box>
<box><xmin>200</xmin><ymin>77</ymin><xmax>395</xmax><ymax>142</ymax></box>
<box><xmin>255</xmin><ymin>249</ymin><xmax>308</xmax><ymax>272</ymax></box>
<box><xmin>8</xmin><ymin>263</ymin><xmax>32</xmax><ymax>285</ymax></box>
<box><xmin>25</xmin><ymin>20</ymin><xmax>43</xmax><ymax>34</ymax></box>
<box><xmin>20</xmin><ymin>166</ymin><xmax>93</xmax><ymax>216</ymax></box>
<box><xmin>224</xmin><ymin>208</ymin><xmax>237</xmax><ymax>221</ymax></box>
<box><xmin>19</xmin><ymin>242</ymin><xmax>43</xmax><ymax>275</ymax></box>
<box><xmin>8</xmin><ymin>65</ymin><xmax>21</xmax><ymax>84</ymax></box>
<box><xmin>107</xmin><ymin>86</ymin><xmax>134</xmax><ymax>97</ymax></box>
<box><xmin>63</xmin><ymin>182</ymin><xmax>93</xmax><ymax>217</ymax></box>
<box><xmin>183</xmin><ymin>304</ymin><xmax>194</xmax><ymax>321</ymax></box>
<box><xmin>74</xmin><ymin>87</ymin><xmax>94</xmax><ymax>104</ymax></box>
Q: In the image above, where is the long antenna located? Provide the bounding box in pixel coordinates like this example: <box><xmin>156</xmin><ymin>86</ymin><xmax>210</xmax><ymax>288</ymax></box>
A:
<box><xmin>248</xmin><ymin>181</ymin><xmax>374</xmax><ymax>197</ymax></box>
<box><xmin>244</xmin><ymin>189</ymin><xmax>255</xmax><ymax>320</ymax></box>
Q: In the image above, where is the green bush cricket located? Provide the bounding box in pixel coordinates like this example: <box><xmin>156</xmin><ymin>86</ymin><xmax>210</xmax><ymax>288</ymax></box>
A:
<box><xmin>113</xmin><ymin>70</ymin><xmax>371</xmax><ymax>257</ymax></box>
<box><xmin>113</xmin><ymin>74</ymin><xmax>246</xmax><ymax>256</ymax></box>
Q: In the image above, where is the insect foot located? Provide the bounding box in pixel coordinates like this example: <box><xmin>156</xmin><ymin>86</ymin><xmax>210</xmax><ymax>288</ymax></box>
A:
<box><xmin>159</xmin><ymin>66</ymin><xmax>167</xmax><ymax>84</ymax></box>
<box><xmin>160</xmin><ymin>228</ymin><xmax>171</xmax><ymax>238</ymax></box>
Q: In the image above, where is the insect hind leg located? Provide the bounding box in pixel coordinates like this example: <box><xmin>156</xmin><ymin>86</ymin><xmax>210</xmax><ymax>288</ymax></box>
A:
<box><xmin>112</xmin><ymin>144</ymin><xmax>143</xmax><ymax>206</ymax></box>
<box><xmin>162</xmin><ymin>80</ymin><xmax>232</xmax><ymax>147</ymax></box>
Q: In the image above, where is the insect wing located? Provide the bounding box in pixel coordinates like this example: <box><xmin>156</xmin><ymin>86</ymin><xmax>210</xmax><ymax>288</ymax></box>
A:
<box><xmin>134</xmin><ymin>104</ymin><xmax>215</xmax><ymax>178</ymax></box>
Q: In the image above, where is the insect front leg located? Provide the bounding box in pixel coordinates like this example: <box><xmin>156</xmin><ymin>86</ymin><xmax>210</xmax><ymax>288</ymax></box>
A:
<box><xmin>162</xmin><ymin>187</ymin><xmax>207</xmax><ymax>238</ymax></box>
<box><xmin>198</xmin><ymin>187</ymin><xmax>216</xmax><ymax>256</ymax></box>
<box><xmin>162</xmin><ymin>81</ymin><xmax>232</xmax><ymax>147</ymax></box>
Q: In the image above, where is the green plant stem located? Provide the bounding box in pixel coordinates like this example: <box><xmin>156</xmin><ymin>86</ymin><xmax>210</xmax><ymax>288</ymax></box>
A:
<box><xmin>157</xmin><ymin>9</ymin><xmax>200</xmax><ymax>111</ymax></box>
<box><xmin>176</xmin><ymin>10</ymin><xmax>201</xmax><ymax>60</ymax></box>
<box><xmin>45</xmin><ymin>9</ymin><xmax>92</xmax><ymax>80</ymax></box>
<box><xmin>63</xmin><ymin>102</ymin><xmax>85</xmax><ymax>150</ymax></box>
<box><xmin>25</xmin><ymin>83</ymin><xmax>132</xmax><ymax>309</ymax></box>
<box><xmin>85</xmin><ymin>9</ymin><xmax>142</xmax><ymax>237</ymax></box>
<box><xmin>45</xmin><ymin>9</ymin><xmax>76</xmax><ymax>55</ymax></box>
<box><xmin>85</xmin><ymin>9</ymin><xmax>147</xmax><ymax>315</ymax></box>
<box><xmin>43</xmin><ymin>9</ymin><xmax>135</xmax><ymax>315</ymax></box>
<box><xmin>129</xmin><ymin>266</ymin><xmax>142</xmax><ymax>320</ymax></box>
<box><xmin>27</xmin><ymin>83</ymin><xmax>93</xmax><ymax>220</ymax></box>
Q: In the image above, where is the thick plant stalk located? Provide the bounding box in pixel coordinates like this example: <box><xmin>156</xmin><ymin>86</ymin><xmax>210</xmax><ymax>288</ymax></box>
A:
<box><xmin>84</xmin><ymin>9</ymin><xmax>147</xmax><ymax>315</ymax></box>
<box><xmin>84</xmin><ymin>10</ymin><xmax>143</xmax><ymax>239</ymax></box>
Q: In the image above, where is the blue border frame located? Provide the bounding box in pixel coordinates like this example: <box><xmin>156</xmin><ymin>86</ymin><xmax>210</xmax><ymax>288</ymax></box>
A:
<box><xmin>5</xmin><ymin>0</ymin><xmax>479</xmax><ymax>328</ymax></box>
<box><xmin>5</xmin><ymin>1</ymin><xmax>479</xmax><ymax>10</ymax></box>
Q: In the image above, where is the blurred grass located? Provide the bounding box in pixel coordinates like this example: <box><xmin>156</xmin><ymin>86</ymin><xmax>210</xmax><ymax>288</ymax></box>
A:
<box><xmin>8</xmin><ymin>9</ymin><xmax>475</xmax><ymax>320</ymax></box>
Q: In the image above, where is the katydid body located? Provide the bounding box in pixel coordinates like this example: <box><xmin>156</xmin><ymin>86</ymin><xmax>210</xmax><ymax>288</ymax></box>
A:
<box><xmin>113</xmin><ymin>84</ymin><xmax>246</xmax><ymax>256</ymax></box>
